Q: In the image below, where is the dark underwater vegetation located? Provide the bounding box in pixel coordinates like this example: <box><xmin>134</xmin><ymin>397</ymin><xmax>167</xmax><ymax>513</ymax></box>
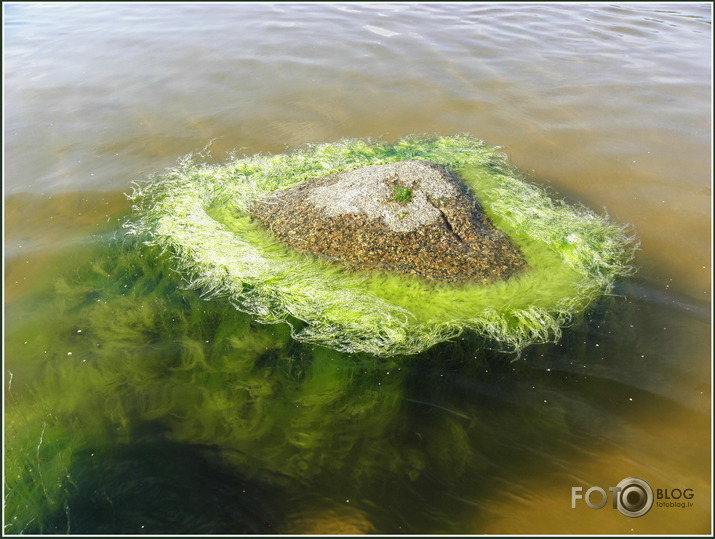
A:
<box><xmin>5</xmin><ymin>210</ymin><xmax>661</xmax><ymax>534</ymax></box>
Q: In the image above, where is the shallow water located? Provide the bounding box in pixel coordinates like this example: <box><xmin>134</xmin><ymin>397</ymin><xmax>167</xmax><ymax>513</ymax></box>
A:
<box><xmin>4</xmin><ymin>2</ymin><xmax>711</xmax><ymax>534</ymax></box>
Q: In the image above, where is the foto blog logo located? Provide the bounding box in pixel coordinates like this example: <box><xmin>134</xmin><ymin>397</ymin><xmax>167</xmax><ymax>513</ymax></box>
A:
<box><xmin>571</xmin><ymin>477</ymin><xmax>654</xmax><ymax>518</ymax></box>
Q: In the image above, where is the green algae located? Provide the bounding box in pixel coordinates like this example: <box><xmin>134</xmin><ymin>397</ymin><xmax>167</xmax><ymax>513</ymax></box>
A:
<box><xmin>127</xmin><ymin>135</ymin><xmax>637</xmax><ymax>356</ymax></box>
<box><xmin>5</xmin><ymin>238</ymin><xmax>490</xmax><ymax>533</ymax></box>
<box><xmin>391</xmin><ymin>184</ymin><xmax>414</xmax><ymax>204</ymax></box>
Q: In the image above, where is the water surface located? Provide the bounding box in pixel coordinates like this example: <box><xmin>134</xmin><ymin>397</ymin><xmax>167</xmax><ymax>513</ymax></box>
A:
<box><xmin>4</xmin><ymin>3</ymin><xmax>711</xmax><ymax>534</ymax></box>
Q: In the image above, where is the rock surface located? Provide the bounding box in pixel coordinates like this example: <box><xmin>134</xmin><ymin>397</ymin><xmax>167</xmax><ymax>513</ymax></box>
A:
<box><xmin>250</xmin><ymin>161</ymin><xmax>528</xmax><ymax>283</ymax></box>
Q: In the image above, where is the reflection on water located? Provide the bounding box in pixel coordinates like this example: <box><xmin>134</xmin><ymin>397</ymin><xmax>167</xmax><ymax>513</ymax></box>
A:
<box><xmin>4</xmin><ymin>2</ymin><xmax>711</xmax><ymax>535</ymax></box>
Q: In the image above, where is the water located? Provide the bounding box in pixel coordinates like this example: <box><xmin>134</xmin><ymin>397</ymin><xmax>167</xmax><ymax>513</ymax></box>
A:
<box><xmin>4</xmin><ymin>2</ymin><xmax>711</xmax><ymax>534</ymax></box>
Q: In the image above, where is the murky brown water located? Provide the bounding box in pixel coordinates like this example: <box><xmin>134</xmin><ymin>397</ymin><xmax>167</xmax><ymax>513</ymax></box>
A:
<box><xmin>4</xmin><ymin>3</ymin><xmax>711</xmax><ymax>534</ymax></box>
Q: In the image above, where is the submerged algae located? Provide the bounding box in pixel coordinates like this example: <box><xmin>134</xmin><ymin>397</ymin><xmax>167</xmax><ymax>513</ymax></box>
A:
<box><xmin>127</xmin><ymin>135</ymin><xmax>637</xmax><ymax>356</ymax></box>
<box><xmin>4</xmin><ymin>238</ymin><xmax>488</xmax><ymax>533</ymax></box>
<box><xmin>5</xmin><ymin>198</ymin><xmax>634</xmax><ymax>534</ymax></box>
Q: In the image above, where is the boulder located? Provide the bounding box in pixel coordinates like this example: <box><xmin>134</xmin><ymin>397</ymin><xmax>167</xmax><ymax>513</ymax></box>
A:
<box><xmin>250</xmin><ymin>161</ymin><xmax>527</xmax><ymax>283</ymax></box>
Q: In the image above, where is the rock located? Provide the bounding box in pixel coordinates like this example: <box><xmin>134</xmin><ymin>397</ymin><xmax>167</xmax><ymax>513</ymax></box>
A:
<box><xmin>250</xmin><ymin>161</ymin><xmax>528</xmax><ymax>283</ymax></box>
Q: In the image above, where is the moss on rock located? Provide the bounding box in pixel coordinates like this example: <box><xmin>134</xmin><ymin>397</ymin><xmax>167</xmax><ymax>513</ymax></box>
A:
<box><xmin>127</xmin><ymin>135</ymin><xmax>637</xmax><ymax>356</ymax></box>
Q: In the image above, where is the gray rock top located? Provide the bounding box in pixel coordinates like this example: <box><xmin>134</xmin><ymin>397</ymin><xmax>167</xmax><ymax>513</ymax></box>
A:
<box><xmin>250</xmin><ymin>160</ymin><xmax>528</xmax><ymax>283</ymax></box>
<box><xmin>307</xmin><ymin>161</ymin><xmax>461</xmax><ymax>232</ymax></box>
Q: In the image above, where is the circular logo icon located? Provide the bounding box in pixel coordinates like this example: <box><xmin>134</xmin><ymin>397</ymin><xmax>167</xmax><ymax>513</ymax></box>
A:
<box><xmin>615</xmin><ymin>477</ymin><xmax>653</xmax><ymax>518</ymax></box>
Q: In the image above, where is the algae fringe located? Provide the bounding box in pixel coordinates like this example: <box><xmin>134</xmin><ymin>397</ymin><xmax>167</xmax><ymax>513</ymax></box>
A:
<box><xmin>4</xmin><ymin>238</ymin><xmax>460</xmax><ymax>532</ymax></box>
<box><xmin>126</xmin><ymin>135</ymin><xmax>637</xmax><ymax>356</ymax></box>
